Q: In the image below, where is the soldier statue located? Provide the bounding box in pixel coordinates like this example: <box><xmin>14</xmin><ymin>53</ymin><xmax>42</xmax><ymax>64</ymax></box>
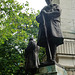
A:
<box><xmin>25</xmin><ymin>37</ymin><xmax>40</xmax><ymax>75</ymax></box>
<box><xmin>36</xmin><ymin>0</ymin><xmax>64</xmax><ymax>65</ymax></box>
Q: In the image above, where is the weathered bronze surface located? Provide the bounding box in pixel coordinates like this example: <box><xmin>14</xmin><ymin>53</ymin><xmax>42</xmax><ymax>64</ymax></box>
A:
<box><xmin>25</xmin><ymin>38</ymin><xmax>40</xmax><ymax>75</ymax></box>
<box><xmin>36</xmin><ymin>0</ymin><xmax>64</xmax><ymax>65</ymax></box>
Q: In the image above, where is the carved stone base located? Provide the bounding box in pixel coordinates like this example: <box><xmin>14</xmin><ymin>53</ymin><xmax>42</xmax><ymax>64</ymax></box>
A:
<box><xmin>35</xmin><ymin>64</ymin><xmax>67</xmax><ymax>75</ymax></box>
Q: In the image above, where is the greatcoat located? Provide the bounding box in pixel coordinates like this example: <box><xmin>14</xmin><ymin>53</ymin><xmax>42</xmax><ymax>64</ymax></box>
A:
<box><xmin>36</xmin><ymin>4</ymin><xmax>64</xmax><ymax>47</ymax></box>
<box><xmin>25</xmin><ymin>40</ymin><xmax>40</xmax><ymax>70</ymax></box>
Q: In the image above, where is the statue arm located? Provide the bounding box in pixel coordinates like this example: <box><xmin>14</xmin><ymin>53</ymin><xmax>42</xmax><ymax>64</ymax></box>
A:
<box><xmin>42</xmin><ymin>5</ymin><xmax>61</xmax><ymax>18</ymax></box>
<box><xmin>36</xmin><ymin>7</ymin><xmax>47</xmax><ymax>23</ymax></box>
<box><xmin>25</xmin><ymin>41</ymin><xmax>35</xmax><ymax>53</ymax></box>
<box><xmin>36</xmin><ymin>14</ymin><xmax>43</xmax><ymax>23</ymax></box>
<box><xmin>50</xmin><ymin>8</ymin><xmax>61</xmax><ymax>18</ymax></box>
<box><xmin>25</xmin><ymin>41</ymin><xmax>35</xmax><ymax>59</ymax></box>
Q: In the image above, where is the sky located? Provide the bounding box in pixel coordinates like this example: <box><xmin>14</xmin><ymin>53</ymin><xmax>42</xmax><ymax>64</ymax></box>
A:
<box><xmin>16</xmin><ymin>0</ymin><xmax>47</xmax><ymax>11</ymax></box>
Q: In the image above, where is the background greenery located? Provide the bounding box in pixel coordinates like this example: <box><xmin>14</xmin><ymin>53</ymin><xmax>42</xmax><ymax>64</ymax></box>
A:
<box><xmin>0</xmin><ymin>0</ymin><xmax>46</xmax><ymax>74</ymax></box>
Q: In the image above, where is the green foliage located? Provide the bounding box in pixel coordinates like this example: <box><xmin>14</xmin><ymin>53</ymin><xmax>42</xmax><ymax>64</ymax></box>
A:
<box><xmin>39</xmin><ymin>47</ymin><xmax>46</xmax><ymax>62</ymax></box>
<box><xmin>0</xmin><ymin>0</ymin><xmax>40</xmax><ymax>74</ymax></box>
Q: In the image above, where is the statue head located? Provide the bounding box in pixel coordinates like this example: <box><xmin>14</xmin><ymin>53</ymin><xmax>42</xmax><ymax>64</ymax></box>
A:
<box><xmin>29</xmin><ymin>37</ymin><xmax>33</xmax><ymax>41</ymax></box>
<box><xmin>45</xmin><ymin>0</ymin><xmax>52</xmax><ymax>5</ymax></box>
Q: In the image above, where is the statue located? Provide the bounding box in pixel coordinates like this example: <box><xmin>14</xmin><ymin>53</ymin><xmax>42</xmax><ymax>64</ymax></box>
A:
<box><xmin>36</xmin><ymin>0</ymin><xmax>64</xmax><ymax>65</ymax></box>
<box><xmin>25</xmin><ymin>37</ymin><xmax>40</xmax><ymax>75</ymax></box>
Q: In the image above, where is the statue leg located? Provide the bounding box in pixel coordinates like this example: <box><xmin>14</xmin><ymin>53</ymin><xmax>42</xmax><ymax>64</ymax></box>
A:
<box><xmin>30</xmin><ymin>68</ymin><xmax>37</xmax><ymax>75</ymax></box>
<box><xmin>50</xmin><ymin>43</ymin><xmax>56</xmax><ymax>61</ymax></box>
<box><xmin>46</xmin><ymin>47</ymin><xmax>52</xmax><ymax>62</ymax></box>
<box><xmin>46</xmin><ymin>43</ymin><xmax>56</xmax><ymax>61</ymax></box>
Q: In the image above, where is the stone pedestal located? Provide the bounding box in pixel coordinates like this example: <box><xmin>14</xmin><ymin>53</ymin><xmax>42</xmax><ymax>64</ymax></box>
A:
<box><xmin>35</xmin><ymin>65</ymin><xmax>67</xmax><ymax>75</ymax></box>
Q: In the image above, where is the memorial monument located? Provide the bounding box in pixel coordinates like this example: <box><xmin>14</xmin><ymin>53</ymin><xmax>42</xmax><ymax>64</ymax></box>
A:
<box><xmin>35</xmin><ymin>0</ymin><xmax>67</xmax><ymax>75</ymax></box>
<box><xmin>25</xmin><ymin>0</ymin><xmax>68</xmax><ymax>75</ymax></box>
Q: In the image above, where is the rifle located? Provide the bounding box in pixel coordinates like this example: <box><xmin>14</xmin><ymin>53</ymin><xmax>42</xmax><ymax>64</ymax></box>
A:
<box><xmin>42</xmin><ymin>13</ymin><xmax>52</xmax><ymax>60</ymax></box>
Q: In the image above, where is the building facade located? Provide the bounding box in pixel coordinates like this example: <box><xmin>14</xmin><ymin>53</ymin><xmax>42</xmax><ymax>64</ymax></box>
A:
<box><xmin>53</xmin><ymin>0</ymin><xmax>75</xmax><ymax>75</ymax></box>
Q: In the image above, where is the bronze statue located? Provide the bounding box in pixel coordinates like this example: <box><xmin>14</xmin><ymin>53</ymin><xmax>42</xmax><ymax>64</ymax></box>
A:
<box><xmin>36</xmin><ymin>0</ymin><xmax>64</xmax><ymax>65</ymax></box>
<box><xmin>25</xmin><ymin>37</ymin><xmax>40</xmax><ymax>75</ymax></box>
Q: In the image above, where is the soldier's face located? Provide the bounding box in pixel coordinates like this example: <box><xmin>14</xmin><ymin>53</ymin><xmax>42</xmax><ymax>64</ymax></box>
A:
<box><xmin>45</xmin><ymin>0</ymin><xmax>52</xmax><ymax>5</ymax></box>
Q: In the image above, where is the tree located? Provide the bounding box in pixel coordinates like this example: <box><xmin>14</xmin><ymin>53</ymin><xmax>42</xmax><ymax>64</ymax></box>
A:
<box><xmin>0</xmin><ymin>0</ymin><xmax>39</xmax><ymax>74</ymax></box>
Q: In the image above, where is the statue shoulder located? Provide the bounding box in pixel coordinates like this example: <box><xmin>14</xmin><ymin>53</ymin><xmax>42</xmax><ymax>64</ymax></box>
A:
<box><xmin>53</xmin><ymin>4</ymin><xmax>59</xmax><ymax>6</ymax></box>
<box><xmin>52</xmin><ymin>4</ymin><xmax>61</xmax><ymax>11</ymax></box>
<box><xmin>29</xmin><ymin>40</ymin><xmax>35</xmax><ymax>45</ymax></box>
<box><xmin>42</xmin><ymin>5</ymin><xmax>49</xmax><ymax>10</ymax></box>
<box><xmin>52</xmin><ymin>4</ymin><xmax>60</xmax><ymax>8</ymax></box>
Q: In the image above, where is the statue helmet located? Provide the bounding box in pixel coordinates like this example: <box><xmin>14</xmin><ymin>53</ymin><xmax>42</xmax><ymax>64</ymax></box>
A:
<box><xmin>45</xmin><ymin>0</ymin><xmax>52</xmax><ymax>5</ymax></box>
<box><xmin>29</xmin><ymin>37</ymin><xmax>33</xmax><ymax>41</ymax></box>
<box><xmin>45</xmin><ymin>0</ymin><xmax>52</xmax><ymax>2</ymax></box>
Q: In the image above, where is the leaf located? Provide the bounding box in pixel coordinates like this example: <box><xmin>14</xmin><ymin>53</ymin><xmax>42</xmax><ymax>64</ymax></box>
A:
<box><xmin>0</xmin><ymin>0</ymin><xmax>40</xmax><ymax>74</ymax></box>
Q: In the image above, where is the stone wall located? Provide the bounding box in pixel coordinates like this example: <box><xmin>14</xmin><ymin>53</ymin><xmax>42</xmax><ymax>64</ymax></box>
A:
<box><xmin>57</xmin><ymin>39</ymin><xmax>75</xmax><ymax>54</ymax></box>
<box><xmin>60</xmin><ymin>0</ymin><xmax>75</xmax><ymax>37</ymax></box>
<box><xmin>52</xmin><ymin>0</ymin><xmax>75</xmax><ymax>75</ymax></box>
<box><xmin>53</xmin><ymin>0</ymin><xmax>75</xmax><ymax>38</ymax></box>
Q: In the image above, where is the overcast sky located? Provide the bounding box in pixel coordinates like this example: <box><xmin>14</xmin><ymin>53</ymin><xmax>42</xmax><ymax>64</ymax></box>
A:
<box><xmin>16</xmin><ymin>0</ymin><xmax>46</xmax><ymax>11</ymax></box>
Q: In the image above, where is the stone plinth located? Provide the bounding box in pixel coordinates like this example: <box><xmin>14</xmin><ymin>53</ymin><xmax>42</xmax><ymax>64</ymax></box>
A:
<box><xmin>35</xmin><ymin>65</ymin><xmax>67</xmax><ymax>75</ymax></box>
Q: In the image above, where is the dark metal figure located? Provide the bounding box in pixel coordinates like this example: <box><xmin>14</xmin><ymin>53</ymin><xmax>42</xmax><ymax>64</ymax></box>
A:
<box><xmin>36</xmin><ymin>0</ymin><xmax>64</xmax><ymax>65</ymax></box>
<box><xmin>25</xmin><ymin>37</ymin><xmax>40</xmax><ymax>75</ymax></box>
